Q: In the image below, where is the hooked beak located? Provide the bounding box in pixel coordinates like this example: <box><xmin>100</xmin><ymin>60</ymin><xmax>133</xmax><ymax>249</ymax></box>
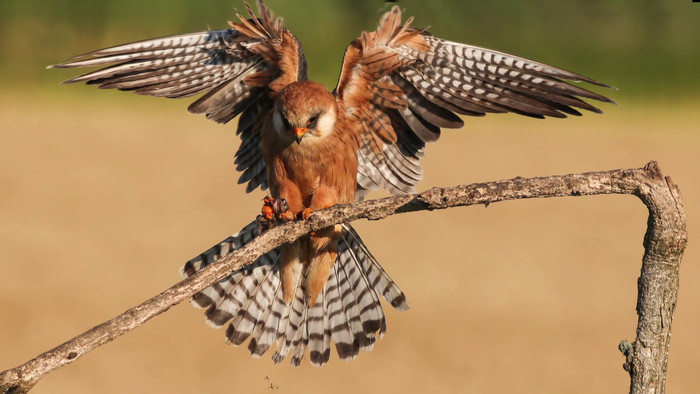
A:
<box><xmin>293</xmin><ymin>127</ymin><xmax>307</xmax><ymax>143</ymax></box>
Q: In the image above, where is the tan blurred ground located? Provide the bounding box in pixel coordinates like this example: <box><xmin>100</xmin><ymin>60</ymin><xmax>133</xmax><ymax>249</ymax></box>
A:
<box><xmin>1</xmin><ymin>91</ymin><xmax>698</xmax><ymax>393</ymax></box>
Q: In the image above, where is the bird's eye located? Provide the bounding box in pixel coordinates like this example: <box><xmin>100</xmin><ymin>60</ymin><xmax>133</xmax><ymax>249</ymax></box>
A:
<box><xmin>307</xmin><ymin>114</ymin><xmax>319</xmax><ymax>128</ymax></box>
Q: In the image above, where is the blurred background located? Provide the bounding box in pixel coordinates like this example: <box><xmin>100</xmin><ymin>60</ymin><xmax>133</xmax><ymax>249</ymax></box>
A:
<box><xmin>1</xmin><ymin>0</ymin><xmax>698</xmax><ymax>393</ymax></box>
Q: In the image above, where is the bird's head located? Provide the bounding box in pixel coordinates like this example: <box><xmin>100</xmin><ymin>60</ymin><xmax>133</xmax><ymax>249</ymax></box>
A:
<box><xmin>273</xmin><ymin>81</ymin><xmax>337</xmax><ymax>145</ymax></box>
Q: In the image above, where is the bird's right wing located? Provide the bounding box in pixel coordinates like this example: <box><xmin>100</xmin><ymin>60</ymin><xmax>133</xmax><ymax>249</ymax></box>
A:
<box><xmin>333</xmin><ymin>6</ymin><xmax>615</xmax><ymax>198</ymax></box>
<box><xmin>51</xmin><ymin>0</ymin><xmax>307</xmax><ymax>193</ymax></box>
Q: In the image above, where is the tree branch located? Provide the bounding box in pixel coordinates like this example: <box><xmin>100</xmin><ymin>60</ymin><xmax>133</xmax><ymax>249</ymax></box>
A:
<box><xmin>0</xmin><ymin>161</ymin><xmax>686</xmax><ymax>394</ymax></box>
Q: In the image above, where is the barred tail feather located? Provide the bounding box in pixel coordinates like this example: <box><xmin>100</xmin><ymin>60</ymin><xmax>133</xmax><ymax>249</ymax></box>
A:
<box><xmin>180</xmin><ymin>221</ymin><xmax>409</xmax><ymax>366</ymax></box>
<box><xmin>290</xmin><ymin>300</ymin><xmax>309</xmax><ymax>366</ymax></box>
<box><xmin>246</xmin><ymin>273</ymin><xmax>283</xmax><ymax>357</ymax></box>
<box><xmin>248</xmin><ymin>285</ymin><xmax>287</xmax><ymax>357</ymax></box>
<box><xmin>326</xmin><ymin>260</ymin><xmax>360</xmax><ymax>360</ymax></box>
<box><xmin>272</xmin><ymin>285</ymin><xmax>306</xmax><ymax>364</ymax></box>
<box><xmin>307</xmin><ymin>286</ymin><xmax>332</xmax><ymax>366</ymax></box>
<box><xmin>335</xmin><ymin>255</ymin><xmax>374</xmax><ymax>351</ymax></box>
<box><xmin>225</xmin><ymin>261</ymin><xmax>278</xmax><ymax>345</ymax></box>
<box><xmin>341</xmin><ymin>224</ymin><xmax>409</xmax><ymax>311</ymax></box>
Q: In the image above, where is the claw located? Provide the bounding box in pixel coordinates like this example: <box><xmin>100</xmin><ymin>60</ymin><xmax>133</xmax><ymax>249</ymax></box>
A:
<box><xmin>261</xmin><ymin>196</ymin><xmax>290</xmax><ymax>217</ymax></box>
<box><xmin>300</xmin><ymin>208</ymin><xmax>313</xmax><ymax>220</ymax></box>
<box><xmin>261</xmin><ymin>205</ymin><xmax>275</xmax><ymax>220</ymax></box>
<box><xmin>258</xmin><ymin>196</ymin><xmax>292</xmax><ymax>232</ymax></box>
<box><xmin>258</xmin><ymin>196</ymin><xmax>320</xmax><ymax>232</ymax></box>
<box><xmin>264</xmin><ymin>196</ymin><xmax>289</xmax><ymax>215</ymax></box>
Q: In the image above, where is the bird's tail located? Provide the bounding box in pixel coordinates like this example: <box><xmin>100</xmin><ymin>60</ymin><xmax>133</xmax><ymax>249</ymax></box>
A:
<box><xmin>179</xmin><ymin>221</ymin><xmax>408</xmax><ymax>367</ymax></box>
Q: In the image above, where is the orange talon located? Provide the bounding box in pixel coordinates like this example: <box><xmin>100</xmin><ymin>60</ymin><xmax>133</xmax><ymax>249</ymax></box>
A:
<box><xmin>261</xmin><ymin>205</ymin><xmax>275</xmax><ymax>220</ymax></box>
<box><xmin>258</xmin><ymin>196</ymin><xmax>292</xmax><ymax>232</ymax></box>
<box><xmin>301</xmin><ymin>208</ymin><xmax>313</xmax><ymax>220</ymax></box>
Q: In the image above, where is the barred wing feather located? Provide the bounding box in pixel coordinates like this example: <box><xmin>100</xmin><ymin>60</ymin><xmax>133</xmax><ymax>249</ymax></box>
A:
<box><xmin>51</xmin><ymin>0</ymin><xmax>307</xmax><ymax>194</ymax></box>
<box><xmin>335</xmin><ymin>6</ymin><xmax>614</xmax><ymax>198</ymax></box>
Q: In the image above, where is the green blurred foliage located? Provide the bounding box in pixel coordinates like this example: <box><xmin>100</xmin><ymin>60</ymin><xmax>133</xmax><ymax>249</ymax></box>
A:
<box><xmin>1</xmin><ymin>0</ymin><xmax>698</xmax><ymax>98</ymax></box>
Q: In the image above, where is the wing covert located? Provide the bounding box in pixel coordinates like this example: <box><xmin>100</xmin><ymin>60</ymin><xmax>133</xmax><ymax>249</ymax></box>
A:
<box><xmin>51</xmin><ymin>0</ymin><xmax>307</xmax><ymax>194</ymax></box>
<box><xmin>334</xmin><ymin>6</ymin><xmax>615</xmax><ymax>197</ymax></box>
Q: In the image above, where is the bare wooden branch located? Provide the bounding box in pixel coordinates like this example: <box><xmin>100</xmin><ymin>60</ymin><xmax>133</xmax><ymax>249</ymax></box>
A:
<box><xmin>0</xmin><ymin>161</ymin><xmax>686</xmax><ymax>394</ymax></box>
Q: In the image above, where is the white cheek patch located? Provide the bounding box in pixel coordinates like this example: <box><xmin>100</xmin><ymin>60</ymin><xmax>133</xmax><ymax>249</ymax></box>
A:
<box><xmin>314</xmin><ymin>108</ymin><xmax>336</xmax><ymax>139</ymax></box>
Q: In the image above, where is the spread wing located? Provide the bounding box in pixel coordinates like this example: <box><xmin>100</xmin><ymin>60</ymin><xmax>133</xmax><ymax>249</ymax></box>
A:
<box><xmin>334</xmin><ymin>6</ymin><xmax>615</xmax><ymax>197</ymax></box>
<box><xmin>51</xmin><ymin>0</ymin><xmax>306</xmax><ymax>193</ymax></box>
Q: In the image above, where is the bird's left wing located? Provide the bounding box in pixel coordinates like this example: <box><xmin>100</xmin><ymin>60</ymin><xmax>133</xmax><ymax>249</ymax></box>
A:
<box><xmin>51</xmin><ymin>0</ymin><xmax>307</xmax><ymax>193</ymax></box>
<box><xmin>334</xmin><ymin>6</ymin><xmax>615</xmax><ymax>197</ymax></box>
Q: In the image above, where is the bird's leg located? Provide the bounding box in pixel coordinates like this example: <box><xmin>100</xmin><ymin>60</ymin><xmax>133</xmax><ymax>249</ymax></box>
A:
<box><xmin>304</xmin><ymin>224</ymin><xmax>341</xmax><ymax>306</ymax></box>
<box><xmin>256</xmin><ymin>196</ymin><xmax>292</xmax><ymax>232</ymax></box>
<box><xmin>280</xmin><ymin>240</ymin><xmax>305</xmax><ymax>304</ymax></box>
<box><xmin>301</xmin><ymin>185</ymin><xmax>344</xmax><ymax>305</ymax></box>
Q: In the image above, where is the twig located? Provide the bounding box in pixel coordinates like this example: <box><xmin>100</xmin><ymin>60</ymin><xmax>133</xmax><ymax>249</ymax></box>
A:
<box><xmin>0</xmin><ymin>161</ymin><xmax>686</xmax><ymax>394</ymax></box>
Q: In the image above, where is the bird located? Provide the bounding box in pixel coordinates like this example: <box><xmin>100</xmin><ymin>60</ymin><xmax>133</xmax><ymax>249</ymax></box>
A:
<box><xmin>51</xmin><ymin>0</ymin><xmax>613</xmax><ymax>366</ymax></box>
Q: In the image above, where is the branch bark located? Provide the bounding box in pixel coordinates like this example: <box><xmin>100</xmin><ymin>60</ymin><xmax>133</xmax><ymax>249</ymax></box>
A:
<box><xmin>0</xmin><ymin>161</ymin><xmax>686</xmax><ymax>394</ymax></box>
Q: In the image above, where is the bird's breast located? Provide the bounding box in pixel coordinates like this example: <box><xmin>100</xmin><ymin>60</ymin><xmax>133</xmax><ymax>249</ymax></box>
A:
<box><xmin>278</xmin><ymin>144</ymin><xmax>325</xmax><ymax>193</ymax></box>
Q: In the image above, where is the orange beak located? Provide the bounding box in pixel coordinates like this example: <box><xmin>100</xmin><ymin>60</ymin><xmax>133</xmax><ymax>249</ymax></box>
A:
<box><xmin>293</xmin><ymin>126</ymin><xmax>307</xmax><ymax>143</ymax></box>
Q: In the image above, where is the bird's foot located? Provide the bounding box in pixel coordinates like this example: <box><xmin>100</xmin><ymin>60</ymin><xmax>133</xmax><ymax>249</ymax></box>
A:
<box><xmin>300</xmin><ymin>208</ymin><xmax>313</xmax><ymax>220</ymax></box>
<box><xmin>256</xmin><ymin>198</ymin><xmax>322</xmax><ymax>233</ymax></box>
<box><xmin>257</xmin><ymin>196</ymin><xmax>291</xmax><ymax>232</ymax></box>
<box><xmin>262</xmin><ymin>196</ymin><xmax>289</xmax><ymax>219</ymax></box>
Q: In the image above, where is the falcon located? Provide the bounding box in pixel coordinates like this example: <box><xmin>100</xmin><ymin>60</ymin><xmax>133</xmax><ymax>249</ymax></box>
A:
<box><xmin>52</xmin><ymin>0</ymin><xmax>613</xmax><ymax>366</ymax></box>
